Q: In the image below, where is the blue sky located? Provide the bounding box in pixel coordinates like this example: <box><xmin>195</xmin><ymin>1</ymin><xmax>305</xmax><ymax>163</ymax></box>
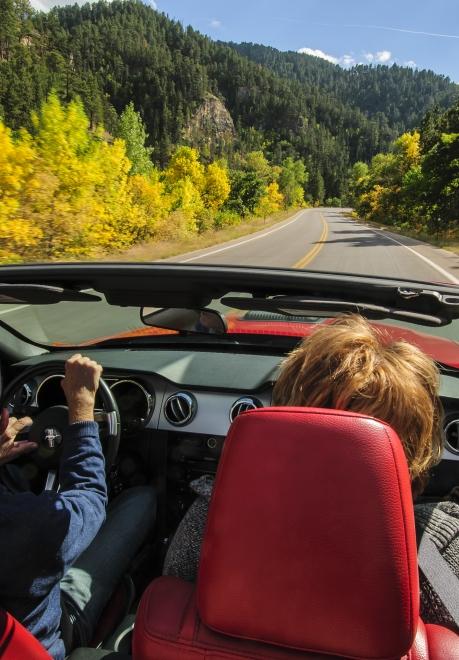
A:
<box><xmin>158</xmin><ymin>0</ymin><xmax>459</xmax><ymax>81</ymax></box>
<box><xmin>32</xmin><ymin>0</ymin><xmax>459</xmax><ymax>81</ymax></box>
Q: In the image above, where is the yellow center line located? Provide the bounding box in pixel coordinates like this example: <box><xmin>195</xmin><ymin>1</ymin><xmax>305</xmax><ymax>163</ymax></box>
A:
<box><xmin>293</xmin><ymin>213</ymin><xmax>329</xmax><ymax>269</ymax></box>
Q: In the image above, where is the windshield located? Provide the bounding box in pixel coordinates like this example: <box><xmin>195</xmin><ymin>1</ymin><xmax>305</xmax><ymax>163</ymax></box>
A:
<box><xmin>0</xmin><ymin>0</ymin><xmax>458</xmax><ymax>342</ymax></box>
<box><xmin>2</xmin><ymin>288</ymin><xmax>459</xmax><ymax>372</ymax></box>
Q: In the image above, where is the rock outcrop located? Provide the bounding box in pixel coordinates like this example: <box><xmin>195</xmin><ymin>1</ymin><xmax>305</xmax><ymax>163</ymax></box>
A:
<box><xmin>184</xmin><ymin>94</ymin><xmax>235</xmax><ymax>155</ymax></box>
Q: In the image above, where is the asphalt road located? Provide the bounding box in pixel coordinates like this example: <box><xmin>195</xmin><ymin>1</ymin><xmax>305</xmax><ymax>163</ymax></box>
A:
<box><xmin>1</xmin><ymin>208</ymin><xmax>459</xmax><ymax>345</ymax></box>
<box><xmin>176</xmin><ymin>207</ymin><xmax>459</xmax><ymax>284</ymax></box>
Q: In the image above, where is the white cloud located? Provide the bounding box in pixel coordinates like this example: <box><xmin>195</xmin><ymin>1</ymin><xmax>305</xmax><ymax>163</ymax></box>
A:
<box><xmin>341</xmin><ymin>54</ymin><xmax>356</xmax><ymax>66</ymax></box>
<box><xmin>297</xmin><ymin>47</ymin><xmax>339</xmax><ymax>64</ymax></box>
<box><xmin>375</xmin><ymin>50</ymin><xmax>391</xmax><ymax>63</ymax></box>
<box><xmin>210</xmin><ymin>19</ymin><xmax>222</xmax><ymax>29</ymax></box>
<box><xmin>364</xmin><ymin>50</ymin><xmax>394</xmax><ymax>64</ymax></box>
<box><xmin>298</xmin><ymin>48</ymin><xmax>357</xmax><ymax>67</ymax></box>
<box><xmin>298</xmin><ymin>46</ymin><xmax>419</xmax><ymax>70</ymax></box>
<box><xmin>30</xmin><ymin>0</ymin><xmax>49</xmax><ymax>9</ymax></box>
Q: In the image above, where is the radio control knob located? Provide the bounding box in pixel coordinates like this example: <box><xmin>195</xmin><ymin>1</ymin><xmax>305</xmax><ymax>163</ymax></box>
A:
<box><xmin>207</xmin><ymin>437</ymin><xmax>217</xmax><ymax>450</ymax></box>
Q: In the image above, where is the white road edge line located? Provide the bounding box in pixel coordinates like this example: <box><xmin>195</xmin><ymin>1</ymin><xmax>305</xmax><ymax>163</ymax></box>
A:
<box><xmin>0</xmin><ymin>304</ymin><xmax>29</xmax><ymax>316</ymax></box>
<box><xmin>367</xmin><ymin>226</ymin><xmax>459</xmax><ymax>285</ymax></box>
<box><xmin>179</xmin><ymin>209</ymin><xmax>307</xmax><ymax>263</ymax></box>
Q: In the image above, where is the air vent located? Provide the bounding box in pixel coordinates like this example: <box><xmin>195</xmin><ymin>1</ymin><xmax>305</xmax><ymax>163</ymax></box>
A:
<box><xmin>230</xmin><ymin>396</ymin><xmax>263</xmax><ymax>423</ymax></box>
<box><xmin>444</xmin><ymin>418</ymin><xmax>459</xmax><ymax>454</ymax></box>
<box><xmin>164</xmin><ymin>392</ymin><xmax>197</xmax><ymax>426</ymax></box>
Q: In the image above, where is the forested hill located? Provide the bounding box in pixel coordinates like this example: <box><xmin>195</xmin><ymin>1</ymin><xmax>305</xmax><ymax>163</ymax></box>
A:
<box><xmin>0</xmin><ymin>0</ymin><xmax>457</xmax><ymax>199</ymax></box>
<box><xmin>229</xmin><ymin>43</ymin><xmax>457</xmax><ymax>134</ymax></box>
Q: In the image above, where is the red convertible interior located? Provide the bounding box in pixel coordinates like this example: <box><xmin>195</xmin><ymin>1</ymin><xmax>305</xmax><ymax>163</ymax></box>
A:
<box><xmin>2</xmin><ymin>408</ymin><xmax>459</xmax><ymax>659</ymax></box>
<box><xmin>0</xmin><ymin>264</ymin><xmax>458</xmax><ymax>658</ymax></box>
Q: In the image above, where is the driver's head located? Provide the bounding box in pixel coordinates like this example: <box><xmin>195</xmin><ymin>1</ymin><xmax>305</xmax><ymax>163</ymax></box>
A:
<box><xmin>272</xmin><ymin>314</ymin><xmax>443</xmax><ymax>494</ymax></box>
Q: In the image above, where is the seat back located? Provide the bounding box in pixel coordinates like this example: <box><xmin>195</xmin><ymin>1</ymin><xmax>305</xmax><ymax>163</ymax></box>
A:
<box><xmin>197</xmin><ymin>407</ymin><xmax>419</xmax><ymax>659</ymax></box>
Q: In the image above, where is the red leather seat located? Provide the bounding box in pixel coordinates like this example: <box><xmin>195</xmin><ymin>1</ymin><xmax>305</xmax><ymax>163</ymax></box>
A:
<box><xmin>133</xmin><ymin>408</ymin><xmax>459</xmax><ymax>659</ymax></box>
<box><xmin>0</xmin><ymin>609</ymin><xmax>51</xmax><ymax>658</ymax></box>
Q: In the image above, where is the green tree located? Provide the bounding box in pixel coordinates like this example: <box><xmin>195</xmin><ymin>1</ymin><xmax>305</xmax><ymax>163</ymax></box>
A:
<box><xmin>348</xmin><ymin>161</ymin><xmax>369</xmax><ymax>204</ymax></box>
<box><xmin>0</xmin><ymin>0</ymin><xmax>455</xmax><ymax>199</ymax></box>
<box><xmin>423</xmin><ymin>131</ymin><xmax>459</xmax><ymax>234</ymax></box>
<box><xmin>226</xmin><ymin>170</ymin><xmax>265</xmax><ymax>216</ymax></box>
<box><xmin>309</xmin><ymin>171</ymin><xmax>325</xmax><ymax>205</ymax></box>
<box><xmin>278</xmin><ymin>157</ymin><xmax>307</xmax><ymax>207</ymax></box>
<box><xmin>0</xmin><ymin>0</ymin><xmax>20</xmax><ymax>59</ymax></box>
<box><xmin>115</xmin><ymin>102</ymin><xmax>153</xmax><ymax>176</ymax></box>
<box><xmin>244</xmin><ymin>151</ymin><xmax>272</xmax><ymax>183</ymax></box>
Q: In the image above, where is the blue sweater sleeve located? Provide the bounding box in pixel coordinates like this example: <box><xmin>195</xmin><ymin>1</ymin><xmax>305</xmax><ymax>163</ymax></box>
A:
<box><xmin>0</xmin><ymin>421</ymin><xmax>107</xmax><ymax>600</ymax></box>
<box><xmin>0</xmin><ymin>421</ymin><xmax>107</xmax><ymax>657</ymax></box>
<box><xmin>55</xmin><ymin>420</ymin><xmax>107</xmax><ymax>570</ymax></box>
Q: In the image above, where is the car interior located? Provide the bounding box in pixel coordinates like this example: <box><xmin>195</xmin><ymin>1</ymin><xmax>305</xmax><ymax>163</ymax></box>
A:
<box><xmin>0</xmin><ymin>263</ymin><xmax>458</xmax><ymax>659</ymax></box>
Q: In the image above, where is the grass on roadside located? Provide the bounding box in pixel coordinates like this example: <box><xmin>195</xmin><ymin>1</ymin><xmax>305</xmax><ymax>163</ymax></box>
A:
<box><xmin>105</xmin><ymin>209</ymin><xmax>301</xmax><ymax>262</ymax></box>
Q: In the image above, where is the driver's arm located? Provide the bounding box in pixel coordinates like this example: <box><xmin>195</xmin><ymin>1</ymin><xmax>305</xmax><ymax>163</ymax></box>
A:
<box><xmin>55</xmin><ymin>354</ymin><xmax>108</xmax><ymax>570</ymax></box>
<box><xmin>0</xmin><ymin>356</ymin><xmax>107</xmax><ymax>608</ymax></box>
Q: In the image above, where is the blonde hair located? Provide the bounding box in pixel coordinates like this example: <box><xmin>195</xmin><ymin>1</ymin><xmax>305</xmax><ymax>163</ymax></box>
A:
<box><xmin>272</xmin><ymin>315</ymin><xmax>443</xmax><ymax>492</ymax></box>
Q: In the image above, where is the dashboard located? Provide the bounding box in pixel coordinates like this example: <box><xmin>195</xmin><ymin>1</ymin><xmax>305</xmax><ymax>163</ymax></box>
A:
<box><xmin>5</xmin><ymin>347</ymin><xmax>459</xmax><ymax>512</ymax></box>
<box><xmin>8</xmin><ymin>349</ymin><xmax>278</xmax><ymax>437</ymax></box>
<box><xmin>7</xmin><ymin>367</ymin><xmax>272</xmax><ymax>437</ymax></box>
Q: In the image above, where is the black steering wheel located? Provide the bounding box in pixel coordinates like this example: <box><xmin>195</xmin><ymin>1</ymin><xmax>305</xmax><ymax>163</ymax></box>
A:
<box><xmin>2</xmin><ymin>361</ymin><xmax>120</xmax><ymax>491</ymax></box>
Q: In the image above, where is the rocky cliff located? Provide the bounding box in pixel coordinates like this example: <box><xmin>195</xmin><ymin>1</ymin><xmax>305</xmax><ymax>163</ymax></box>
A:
<box><xmin>184</xmin><ymin>94</ymin><xmax>235</xmax><ymax>156</ymax></box>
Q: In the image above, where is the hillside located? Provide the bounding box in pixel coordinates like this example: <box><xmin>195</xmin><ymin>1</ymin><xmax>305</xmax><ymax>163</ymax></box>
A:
<box><xmin>0</xmin><ymin>0</ymin><xmax>457</xmax><ymax>199</ymax></box>
<box><xmin>229</xmin><ymin>42</ymin><xmax>457</xmax><ymax>133</ymax></box>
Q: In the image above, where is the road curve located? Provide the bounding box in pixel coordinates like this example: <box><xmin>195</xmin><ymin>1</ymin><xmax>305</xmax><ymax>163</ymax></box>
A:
<box><xmin>175</xmin><ymin>207</ymin><xmax>459</xmax><ymax>285</ymax></box>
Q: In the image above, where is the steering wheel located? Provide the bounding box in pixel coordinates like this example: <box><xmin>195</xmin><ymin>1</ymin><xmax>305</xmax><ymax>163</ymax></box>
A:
<box><xmin>1</xmin><ymin>361</ymin><xmax>120</xmax><ymax>491</ymax></box>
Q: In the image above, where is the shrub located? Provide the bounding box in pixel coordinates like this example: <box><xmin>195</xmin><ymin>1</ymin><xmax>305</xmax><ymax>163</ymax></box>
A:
<box><xmin>214</xmin><ymin>209</ymin><xmax>241</xmax><ymax>229</ymax></box>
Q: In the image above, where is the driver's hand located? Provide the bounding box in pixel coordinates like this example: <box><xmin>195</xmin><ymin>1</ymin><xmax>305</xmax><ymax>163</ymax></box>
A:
<box><xmin>61</xmin><ymin>354</ymin><xmax>102</xmax><ymax>425</ymax></box>
<box><xmin>0</xmin><ymin>413</ymin><xmax>36</xmax><ymax>465</ymax></box>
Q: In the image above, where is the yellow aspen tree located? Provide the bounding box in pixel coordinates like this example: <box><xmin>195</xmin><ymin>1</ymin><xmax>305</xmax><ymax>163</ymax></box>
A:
<box><xmin>0</xmin><ymin>122</ymin><xmax>42</xmax><ymax>262</ymax></box>
<box><xmin>28</xmin><ymin>94</ymin><xmax>138</xmax><ymax>257</ymax></box>
<box><xmin>203</xmin><ymin>161</ymin><xmax>230</xmax><ymax>211</ymax></box>
<box><xmin>394</xmin><ymin>131</ymin><xmax>421</xmax><ymax>171</ymax></box>
<box><xmin>255</xmin><ymin>181</ymin><xmax>284</xmax><ymax>218</ymax></box>
<box><xmin>29</xmin><ymin>94</ymin><xmax>98</xmax><ymax>257</ymax></box>
<box><xmin>84</xmin><ymin>137</ymin><xmax>136</xmax><ymax>252</ymax></box>
<box><xmin>169</xmin><ymin>177</ymin><xmax>204</xmax><ymax>234</ymax></box>
<box><xmin>128</xmin><ymin>171</ymin><xmax>170</xmax><ymax>240</ymax></box>
<box><xmin>164</xmin><ymin>146</ymin><xmax>205</xmax><ymax>191</ymax></box>
<box><xmin>164</xmin><ymin>146</ymin><xmax>206</xmax><ymax>234</ymax></box>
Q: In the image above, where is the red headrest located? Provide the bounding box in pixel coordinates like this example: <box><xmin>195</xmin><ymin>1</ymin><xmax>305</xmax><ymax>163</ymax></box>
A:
<box><xmin>197</xmin><ymin>407</ymin><xmax>419</xmax><ymax>660</ymax></box>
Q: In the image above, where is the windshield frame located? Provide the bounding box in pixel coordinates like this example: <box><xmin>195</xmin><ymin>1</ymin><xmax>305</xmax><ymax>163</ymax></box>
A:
<box><xmin>0</xmin><ymin>263</ymin><xmax>458</xmax><ymax>354</ymax></box>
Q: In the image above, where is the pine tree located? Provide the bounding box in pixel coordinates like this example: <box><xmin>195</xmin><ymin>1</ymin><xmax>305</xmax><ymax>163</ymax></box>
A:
<box><xmin>115</xmin><ymin>102</ymin><xmax>153</xmax><ymax>176</ymax></box>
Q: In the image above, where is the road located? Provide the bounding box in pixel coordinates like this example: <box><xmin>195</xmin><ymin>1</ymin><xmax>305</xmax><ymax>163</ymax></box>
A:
<box><xmin>1</xmin><ymin>208</ymin><xmax>459</xmax><ymax>345</ymax></box>
<box><xmin>175</xmin><ymin>207</ymin><xmax>459</xmax><ymax>284</ymax></box>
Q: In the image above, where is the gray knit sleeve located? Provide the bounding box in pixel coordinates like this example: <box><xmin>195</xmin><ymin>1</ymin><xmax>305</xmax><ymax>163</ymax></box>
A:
<box><xmin>414</xmin><ymin>499</ymin><xmax>459</xmax><ymax>631</ymax></box>
<box><xmin>163</xmin><ymin>476</ymin><xmax>214</xmax><ymax>582</ymax></box>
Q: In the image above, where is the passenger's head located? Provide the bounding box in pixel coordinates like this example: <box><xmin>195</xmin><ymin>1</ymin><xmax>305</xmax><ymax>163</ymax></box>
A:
<box><xmin>272</xmin><ymin>314</ymin><xmax>443</xmax><ymax>493</ymax></box>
